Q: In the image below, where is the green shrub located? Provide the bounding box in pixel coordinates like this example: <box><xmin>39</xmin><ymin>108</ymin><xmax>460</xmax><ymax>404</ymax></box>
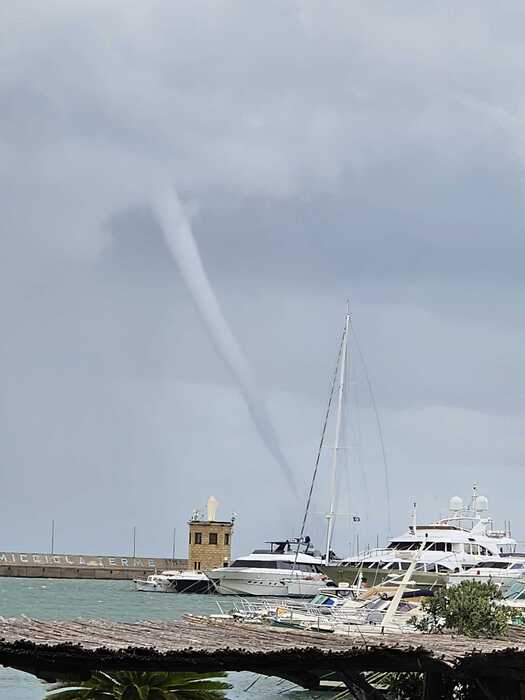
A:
<box><xmin>414</xmin><ymin>580</ymin><xmax>520</xmax><ymax>637</ymax></box>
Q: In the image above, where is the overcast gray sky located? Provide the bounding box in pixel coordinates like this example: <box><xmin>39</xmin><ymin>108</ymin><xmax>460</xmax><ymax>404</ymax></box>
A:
<box><xmin>1</xmin><ymin>1</ymin><xmax>525</xmax><ymax>559</ymax></box>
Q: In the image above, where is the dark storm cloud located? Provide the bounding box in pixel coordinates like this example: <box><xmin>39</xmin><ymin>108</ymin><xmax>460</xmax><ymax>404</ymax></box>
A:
<box><xmin>1</xmin><ymin>1</ymin><xmax>525</xmax><ymax>555</ymax></box>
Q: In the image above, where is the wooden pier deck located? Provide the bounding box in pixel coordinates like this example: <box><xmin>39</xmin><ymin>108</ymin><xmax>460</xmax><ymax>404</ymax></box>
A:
<box><xmin>2</xmin><ymin>616</ymin><xmax>525</xmax><ymax>696</ymax></box>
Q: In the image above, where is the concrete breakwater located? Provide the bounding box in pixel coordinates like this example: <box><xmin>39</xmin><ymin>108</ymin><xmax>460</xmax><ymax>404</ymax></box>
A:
<box><xmin>0</xmin><ymin>551</ymin><xmax>188</xmax><ymax>580</ymax></box>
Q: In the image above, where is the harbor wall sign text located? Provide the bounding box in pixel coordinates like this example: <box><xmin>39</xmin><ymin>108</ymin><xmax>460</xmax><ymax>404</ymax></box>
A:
<box><xmin>0</xmin><ymin>552</ymin><xmax>184</xmax><ymax>569</ymax></box>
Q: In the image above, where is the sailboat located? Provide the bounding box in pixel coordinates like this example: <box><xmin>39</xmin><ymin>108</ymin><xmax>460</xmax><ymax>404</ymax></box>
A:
<box><xmin>207</xmin><ymin>311</ymin><xmax>356</xmax><ymax>597</ymax></box>
<box><xmin>320</xmin><ymin>317</ymin><xmax>519</xmax><ymax>587</ymax></box>
<box><xmin>324</xmin><ymin>311</ymin><xmax>351</xmax><ymax>564</ymax></box>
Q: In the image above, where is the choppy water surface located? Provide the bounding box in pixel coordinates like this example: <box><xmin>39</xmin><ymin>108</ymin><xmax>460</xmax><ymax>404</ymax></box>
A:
<box><xmin>0</xmin><ymin>578</ymin><xmax>332</xmax><ymax>699</ymax></box>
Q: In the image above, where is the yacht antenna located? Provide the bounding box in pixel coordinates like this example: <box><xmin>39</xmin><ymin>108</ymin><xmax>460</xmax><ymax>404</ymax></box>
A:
<box><xmin>325</xmin><ymin>311</ymin><xmax>351</xmax><ymax>562</ymax></box>
<box><xmin>472</xmin><ymin>483</ymin><xmax>478</xmax><ymax>518</ymax></box>
<box><xmin>411</xmin><ymin>501</ymin><xmax>417</xmax><ymax>533</ymax></box>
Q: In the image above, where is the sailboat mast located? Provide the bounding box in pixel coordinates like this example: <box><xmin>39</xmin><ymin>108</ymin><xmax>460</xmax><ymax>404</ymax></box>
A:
<box><xmin>325</xmin><ymin>312</ymin><xmax>351</xmax><ymax>562</ymax></box>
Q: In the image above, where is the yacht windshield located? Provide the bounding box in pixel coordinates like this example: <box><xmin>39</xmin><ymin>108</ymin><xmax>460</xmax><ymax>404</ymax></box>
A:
<box><xmin>230</xmin><ymin>559</ymin><xmax>317</xmax><ymax>571</ymax></box>
<box><xmin>504</xmin><ymin>583</ymin><xmax>525</xmax><ymax>601</ymax></box>
<box><xmin>311</xmin><ymin>594</ymin><xmax>335</xmax><ymax>606</ymax></box>
<box><xmin>476</xmin><ymin>561</ymin><xmax>511</xmax><ymax>569</ymax></box>
<box><xmin>231</xmin><ymin>560</ymin><xmax>278</xmax><ymax>568</ymax></box>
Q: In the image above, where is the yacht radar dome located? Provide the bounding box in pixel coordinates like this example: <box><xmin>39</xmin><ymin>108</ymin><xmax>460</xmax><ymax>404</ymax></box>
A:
<box><xmin>474</xmin><ymin>495</ymin><xmax>489</xmax><ymax>512</ymax></box>
<box><xmin>449</xmin><ymin>496</ymin><xmax>463</xmax><ymax>512</ymax></box>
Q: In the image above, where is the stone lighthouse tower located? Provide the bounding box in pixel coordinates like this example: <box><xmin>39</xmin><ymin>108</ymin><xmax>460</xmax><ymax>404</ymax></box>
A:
<box><xmin>187</xmin><ymin>497</ymin><xmax>234</xmax><ymax>571</ymax></box>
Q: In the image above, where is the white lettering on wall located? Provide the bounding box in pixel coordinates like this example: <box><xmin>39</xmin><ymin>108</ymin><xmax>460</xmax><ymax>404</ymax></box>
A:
<box><xmin>0</xmin><ymin>551</ymin><xmax>176</xmax><ymax>570</ymax></box>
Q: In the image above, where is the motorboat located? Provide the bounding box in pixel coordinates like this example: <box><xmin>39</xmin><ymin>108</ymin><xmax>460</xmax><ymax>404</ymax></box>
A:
<box><xmin>271</xmin><ymin>550</ymin><xmax>431</xmax><ymax>633</ymax></box>
<box><xmin>134</xmin><ymin>573</ymin><xmax>170</xmax><ymax>592</ymax></box>
<box><xmin>134</xmin><ymin>569</ymin><xmax>214</xmax><ymax>594</ymax></box>
<box><xmin>448</xmin><ymin>556</ymin><xmax>525</xmax><ymax>587</ymax></box>
<box><xmin>207</xmin><ymin>538</ymin><xmax>334</xmax><ymax>597</ymax></box>
<box><xmin>229</xmin><ymin>582</ymin><xmax>430</xmax><ymax>634</ymax></box>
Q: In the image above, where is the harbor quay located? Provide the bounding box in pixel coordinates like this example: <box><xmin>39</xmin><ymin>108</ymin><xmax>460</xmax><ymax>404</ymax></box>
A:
<box><xmin>0</xmin><ymin>551</ymin><xmax>188</xmax><ymax>580</ymax></box>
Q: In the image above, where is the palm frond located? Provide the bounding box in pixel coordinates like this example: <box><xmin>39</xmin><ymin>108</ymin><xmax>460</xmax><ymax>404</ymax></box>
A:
<box><xmin>44</xmin><ymin>671</ymin><xmax>231</xmax><ymax>700</ymax></box>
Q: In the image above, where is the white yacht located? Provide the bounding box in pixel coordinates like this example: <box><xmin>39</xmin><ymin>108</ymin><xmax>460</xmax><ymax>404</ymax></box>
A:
<box><xmin>332</xmin><ymin>488</ymin><xmax>517</xmax><ymax>579</ymax></box>
<box><xmin>207</xmin><ymin>539</ymin><xmax>334</xmax><ymax>597</ymax></box>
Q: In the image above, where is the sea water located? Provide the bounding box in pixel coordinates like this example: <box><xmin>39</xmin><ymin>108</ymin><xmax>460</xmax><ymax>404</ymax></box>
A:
<box><xmin>0</xmin><ymin>578</ymin><xmax>333</xmax><ymax>699</ymax></box>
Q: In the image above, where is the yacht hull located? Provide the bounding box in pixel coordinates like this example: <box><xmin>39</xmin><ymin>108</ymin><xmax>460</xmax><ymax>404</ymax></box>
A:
<box><xmin>320</xmin><ymin>564</ymin><xmax>448</xmax><ymax>588</ymax></box>
<box><xmin>134</xmin><ymin>574</ymin><xmax>215</xmax><ymax>594</ymax></box>
<box><xmin>169</xmin><ymin>577</ymin><xmax>215</xmax><ymax>594</ymax></box>
<box><xmin>208</xmin><ymin>570</ymin><xmax>327</xmax><ymax>597</ymax></box>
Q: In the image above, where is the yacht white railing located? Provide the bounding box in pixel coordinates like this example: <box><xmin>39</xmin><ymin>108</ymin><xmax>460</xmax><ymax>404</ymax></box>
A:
<box><xmin>340</xmin><ymin>547</ymin><xmax>391</xmax><ymax>562</ymax></box>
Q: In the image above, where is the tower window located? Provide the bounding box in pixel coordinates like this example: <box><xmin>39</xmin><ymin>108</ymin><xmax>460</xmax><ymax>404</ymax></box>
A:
<box><xmin>194</xmin><ymin>532</ymin><xmax>202</xmax><ymax>545</ymax></box>
<box><xmin>224</xmin><ymin>533</ymin><xmax>230</xmax><ymax>546</ymax></box>
<box><xmin>209</xmin><ymin>533</ymin><xmax>218</xmax><ymax>545</ymax></box>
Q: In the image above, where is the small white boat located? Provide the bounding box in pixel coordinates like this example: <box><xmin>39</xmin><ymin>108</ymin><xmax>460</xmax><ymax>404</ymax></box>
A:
<box><xmin>134</xmin><ymin>569</ymin><xmax>214</xmax><ymax>594</ymax></box>
<box><xmin>134</xmin><ymin>573</ymin><xmax>171</xmax><ymax>592</ymax></box>
<box><xmin>448</xmin><ymin>557</ymin><xmax>525</xmax><ymax>587</ymax></box>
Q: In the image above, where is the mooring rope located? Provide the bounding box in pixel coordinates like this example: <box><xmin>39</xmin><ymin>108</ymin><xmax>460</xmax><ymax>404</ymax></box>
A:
<box><xmin>352</xmin><ymin>327</ymin><xmax>392</xmax><ymax>537</ymax></box>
